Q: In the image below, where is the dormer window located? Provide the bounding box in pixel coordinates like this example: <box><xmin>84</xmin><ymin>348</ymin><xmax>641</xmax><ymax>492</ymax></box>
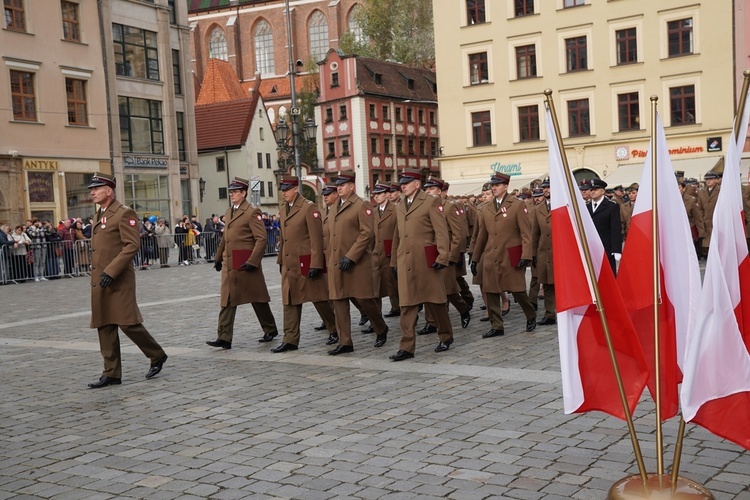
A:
<box><xmin>374</xmin><ymin>73</ymin><xmax>382</xmax><ymax>85</ymax></box>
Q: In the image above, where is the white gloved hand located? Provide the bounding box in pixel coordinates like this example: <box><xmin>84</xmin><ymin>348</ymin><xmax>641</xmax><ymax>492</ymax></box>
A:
<box><xmin>613</xmin><ymin>253</ymin><xmax>622</xmax><ymax>262</ymax></box>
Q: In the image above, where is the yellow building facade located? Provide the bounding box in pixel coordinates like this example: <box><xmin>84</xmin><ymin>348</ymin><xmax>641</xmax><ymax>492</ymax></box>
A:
<box><xmin>433</xmin><ymin>0</ymin><xmax>740</xmax><ymax>194</ymax></box>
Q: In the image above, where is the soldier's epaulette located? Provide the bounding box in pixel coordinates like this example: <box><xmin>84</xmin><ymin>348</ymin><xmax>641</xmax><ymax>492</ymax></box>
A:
<box><xmin>121</xmin><ymin>204</ymin><xmax>132</xmax><ymax>210</ymax></box>
<box><xmin>304</xmin><ymin>199</ymin><xmax>314</xmax><ymax>206</ymax></box>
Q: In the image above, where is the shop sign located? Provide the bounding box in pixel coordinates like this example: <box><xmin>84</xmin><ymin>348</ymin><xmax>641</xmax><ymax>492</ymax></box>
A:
<box><xmin>123</xmin><ymin>155</ymin><xmax>169</xmax><ymax>168</ymax></box>
<box><xmin>707</xmin><ymin>137</ymin><xmax>722</xmax><ymax>152</ymax></box>
<box><xmin>23</xmin><ymin>159</ymin><xmax>59</xmax><ymax>170</ymax></box>
<box><xmin>630</xmin><ymin>145</ymin><xmax>704</xmax><ymax>158</ymax></box>
<box><xmin>490</xmin><ymin>161</ymin><xmax>522</xmax><ymax>176</ymax></box>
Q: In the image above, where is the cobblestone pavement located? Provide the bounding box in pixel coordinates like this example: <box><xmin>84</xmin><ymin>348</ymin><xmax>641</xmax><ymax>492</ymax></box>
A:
<box><xmin>1</xmin><ymin>259</ymin><xmax>748</xmax><ymax>499</ymax></box>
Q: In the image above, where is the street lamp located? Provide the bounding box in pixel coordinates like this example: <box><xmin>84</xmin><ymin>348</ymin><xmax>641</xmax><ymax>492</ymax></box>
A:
<box><xmin>274</xmin><ymin>118</ymin><xmax>318</xmax><ymax>173</ymax></box>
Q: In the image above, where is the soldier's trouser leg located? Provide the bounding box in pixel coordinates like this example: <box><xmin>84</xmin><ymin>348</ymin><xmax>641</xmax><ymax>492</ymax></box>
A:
<box><xmin>389</xmin><ymin>294</ymin><xmax>400</xmax><ymax>313</ymax></box>
<box><xmin>313</xmin><ymin>300</ymin><xmax>337</xmax><ymax>334</ymax></box>
<box><xmin>282</xmin><ymin>304</ymin><xmax>302</xmax><ymax>345</ymax></box>
<box><xmin>399</xmin><ymin>305</ymin><xmax>419</xmax><ymax>353</ymax></box>
<box><xmin>485</xmin><ymin>292</ymin><xmax>504</xmax><ymax>330</ymax></box>
<box><xmin>332</xmin><ymin>299</ymin><xmax>353</xmax><ymax>346</ymax></box>
<box><xmin>217</xmin><ymin>304</ymin><xmax>237</xmax><ymax>343</ymax></box>
<box><xmin>97</xmin><ymin>324</ymin><xmax>122</xmax><ymax>379</ymax></box>
<box><xmin>448</xmin><ymin>293</ymin><xmax>470</xmax><ymax>315</ymax></box>
<box><xmin>121</xmin><ymin>323</ymin><xmax>165</xmax><ymax>364</ymax></box>
<box><xmin>457</xmin><ymin>276</ymin><xmax>474</xmax><ymax>306</ymax></box>
<box><xmin>425</xmin><ymin>302</ymin><xmax>453</xmax><ymax>344</ymax></box>
<box><xmin>542</xmin><ymin>284</ymin><xmax>556</xmax><ymax>319</ymax></box>
<box><xmin>355</xmin><ymin>298</ymin><xmax>387</xmax><ymax>335</ymax></box>
<box><xmin>528</xmin><ymin>275</ymin><xmax>540</xmax><ymax>303</ymax></box>
<box><xmin>425</xmin><ymin>305</ymin><xmax>435</xmax><ymax>327</ymax></box>
<box><xmin>251</xmin><ymin>302</ymin><xmax>278</xmax><ymax>334</ymax></box>
<box><xmin>511</xmin><ymin>291</ymin><xmax>536</xmax><ymax>321</ymax></box>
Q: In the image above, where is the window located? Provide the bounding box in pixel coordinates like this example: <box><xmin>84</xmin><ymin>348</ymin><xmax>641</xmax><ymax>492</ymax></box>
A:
<box><xmin>407</xmin><ymin>108</ymin><xmax>413</xmax><ymax>123</ymax></box>
<box><xmin>419</xmin><ymin>139</ymin><xmax>426</xmax><ymax>156</ymax></box>
<box><xmin>518</xmin><ymin>105</ymin><xmax>539</xmax><ymax>141</ymax></box>
<box><xmin>168</xmin><ymin>0</ymin><xmax>176</xmax><ymax>24</ymax></box>
<box><xmin>370</xmin><ymin>137</ymin><xmax>378</xmax><ymax>154</ymax></box>
<box><xmin>369</xmin><ymin>104</ymin><xmax>376</xmax><ymax>119</ymax></box>
<box><xmin>268</xmin><ymin>181</ymin><xmax>273</xmax><ymax>197</ymax></box>
<box><xmin>469</xmin><ymin>52</ymin><xmax>488</xmax><ymax>85</ymax></box>
<box><xmin>254</xmin><ymin>20</ymin><xmax>275</xmax><ymax>74</ymax></box>
<box><xmin>266</xmin><ymin>153</ymin><xmax>271</xmax><ymax>169</ymax></box>
<box><xmin>471</xmin><ymin>111</ymin><xmax>492</xmax><ymax>146</ymax></box>
<box><xmin>4</xmin><ymin>0</ymin><xmax>25</xmax><ymax>31</ymax></box>
<box><xmin>429</xmin><ymin>111</ymin><xmax>436</xmax><ymax>126</ymax></box>
<box><xmin>418</xmin><ymin>109</ymin><xmax>424</xmax><ymax>124</ymax></box>
<box><xmin>209</xmin><ymin>27</ymin><xmax>228</xmax><ymax>61</ymax></box>
<box><xmin>259</xmin><ymin>181</ymin><xmax>265</xmax><ymax>197</ymax></box>
<box><xmin>564</xmin><ymin>0</ymin><xmax>584</xmax><ymax>7</ymax></box>
<box><xmin>430</xmin><ymin>140</ymin><xmax>438</xmax><ymax>156</ymax></box>
<box><xmin>118</xmin><ymin>96</ymin><xmax>164</xmax><ymax>154</ymax></box>
<box><xmin>327</xmin><ymin>141</ymin><xmax>335</xmax><ymax>158</ymax></box>
<box><xmin>617</xmin><ymin>92</ymin><xmax>639</xmax><ymax>131</ymax></box>
<box><xmin>308</xmin><ymin>10</ymin><xmax>329</xmax><ymax>62</ymax></box>
<box><xmin>65</xmin><ymin>78</ymin><xmax>87</xmax><ymax>126</ymax></box>
<box><xmin>176</xmin><ymin>112</ymin><xmax>186</xmax><ymax>161</ymax></box>
<box><xmin>382</xmin><ymin>105</ymin><xmax>389</xmax><ymax>120</ymax></box>
<box><xmin>616</xmin><ymin>28</ymin><xmax>637</xmax><ymax>65</ymax></box>
<box><xmin>219</xmin><ymin>187</ymin><xmax>228</xmax><ymax>199</ymax></box>
<box><xmin>395</xmin><ymin>107</ymin><xmax>402</xmax><ymax>122</ymax></box>
<box><xmin>339</xmin><ymin>103</ymin><xmax>347</xmax><ymax>120</ymax></box>
<box><xmin>670</xmin><ymin>85</ymin><xmax>695</xmax><ymax>126</ymax></box>
<box><xmin>565</xmin><ymin>36</ymin><xmax>587</xmax><ymax>72</ymax></box>
<box><xmin>342</xmin><ymin>139</ymin><xmax>350</xmax><ymax>156</ymax></box>
<box><xmin>383</xmin><ymin>138</ymin><xmax>391</xmax><ymax>154</ymax></box>
<box><xmin>466</xmin><ymin>0</ymin><xmax>485</xmax><ymax>25</ymax></box>
<box><xmin>407</xmin><ymin>139</ymin><xmax>414</xmax><ymax>155</ymax></box>
<box><xmin>259</xmin><ymin>127</ymin><xmax>264</xmax><ymax>140</ymax></box>
<box><xmin>325</xmin><ymin>106</ymin><xmax>333</xmax><ymax>122</ymax></box>
<box><xmin>172</xmin><ymin>50</ymin><xmax>182</xmax><ymax>94</ymax></box>
<box><xmin>10</xmin><ymin>70</ymin><xmax>36</xmax><ymax>121</ymax></box>
<box><xmin>516</xmin><ymin>45</ymin><xmax>536</xmax><ymax>79</ymax></box>
<box><xmin>668</xmin><ymin>18</ymin><xmax>693</xmax><ymax>57</ymax></box>
<box><xmin>216</xmin><ymin>157</ymin><xmax>225</xmax><ymax>172</ymax></box>
<box><xmin>567</xmin><ymin>99</ymin><xmax>590</xmax><ymax>136</ymax></box>
<box><xmin>515</xmin><ymin>0</ymin><xmax>533</xmax><ymax>17</ymax></box>
<box><xmin>113</xmin><ymin>24</ymin><xmax>160</xmax><ymax>80</ymax></box>
<box><xmin>61</xmin><ymin>1</ymin><xmax>80</xmax><ymax>42</ymax></box>
<box><xmin>348</xmin><ymin>4</ymin><xmax>365</xmax><ymax>43</ymax></box>
<box><xmin>331</xmin><ymin>72</ymin><xmax>339</xmax><ymax>87</ymax></box>
<box><xmin>396</xmin><ymin>139</ymin><xmax>404</xmax><ymax>155</ymax></box>
<box><xmin>257</xmin><ymin>152</ymin><xmax>263</xmax><ymax>169</ymax></box>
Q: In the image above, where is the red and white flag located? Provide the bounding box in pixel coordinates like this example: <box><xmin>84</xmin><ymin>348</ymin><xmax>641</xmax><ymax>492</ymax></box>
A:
<box><xmin>680</xmin><ymin>109</ymin><xmax>750</xmax><ymax>449</ymax></box>
<box><xmin>617</xmin><ymin>114</ymin><xmax>701</xmax><ymax>420</ymax></box>
<box><xmin>546</xmin><ymin>109</ymin><xmax>648</xmax><ymax>419</ymax></box>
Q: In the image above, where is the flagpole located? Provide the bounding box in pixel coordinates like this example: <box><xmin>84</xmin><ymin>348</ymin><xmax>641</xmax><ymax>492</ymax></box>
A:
<box><xmin>544</xmin><ymin>89</ymin><xmax>648</xmax><ymax>485</ymax></box>
<box><xmin>733</xmin><ymin>69</ymin><xmax>750</xmax><ymax>137</ymax></box>
<box><xmin>649</xmin><ymin>96</ymin><xmax>664</xmax><ymax>479</ymax></box>
<box><xmin>671</xmin><ymin>417</ymin><xmax>686</xmax><ymax>493</ymax></box>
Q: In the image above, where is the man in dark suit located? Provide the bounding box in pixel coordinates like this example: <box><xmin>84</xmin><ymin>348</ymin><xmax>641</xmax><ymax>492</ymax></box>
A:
<box><xmin>87</xmin><ymin>172</ymin><xmax>168</xmax><ymax>388</ymax></box>
<box><xmin>586</xmin><ymin>178</ymin><xmax>622</xmax><ymax>275</ymax></box>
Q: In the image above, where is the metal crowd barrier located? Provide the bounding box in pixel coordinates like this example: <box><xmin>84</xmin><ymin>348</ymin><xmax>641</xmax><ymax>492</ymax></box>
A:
<box><xmin>0</xmin><ymin>228</ymin><xmax>280</xmax><ymax>285</ymax></box>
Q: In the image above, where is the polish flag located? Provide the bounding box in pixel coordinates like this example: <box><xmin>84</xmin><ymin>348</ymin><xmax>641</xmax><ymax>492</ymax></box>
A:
<box><xmin>616</xmin><ymin>114</ymin><xmax>701</xmax><ymax>420</ymax></box>
<box><xmin>680</xmin><ymin>108</ymin><xmax>750</xmax><ymax>450</ymax></box>
<box><xmin>546</xmin><ymin>108</ymin><xmax>648</xmax><ymax>419</ymax></box>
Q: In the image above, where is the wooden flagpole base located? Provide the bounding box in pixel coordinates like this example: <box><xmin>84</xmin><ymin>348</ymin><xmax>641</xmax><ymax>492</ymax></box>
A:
<box><xmin>608</xmin><ymin>474</ymin><xmax>714</xmax><ymax>499</ymax></box>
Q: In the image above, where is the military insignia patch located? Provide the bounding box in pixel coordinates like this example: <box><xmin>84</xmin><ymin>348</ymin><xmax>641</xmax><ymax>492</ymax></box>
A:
<box><xmin>365</xmin><ymin>208</ymin><xmax>372</xmax><ymax>216</ymax></box>
<box><xmin>456</xmin><ymin>210</ymin><xmax>460</xmax><ymax>216</ymax></box>
<box><xmin>257</xmin><ymin>215</ymin><xmax>262</xmax><ymax>220</ymax></box>
<box><xmin>128</xmin><ymin>218</ymin><xmax>136</xmax><ymax>226</ymax></box>
<box><xmin>313</xmin><ymin>211</ymin><xmax>320</xmax><ymax>218</ymax></box>
<box><xmin>438</xmin><ymin>205</ymin><xmax>444</xmax><ymax>212</ymax></box>
<box><xmin>523</xmin><ymin>207</ymin><xmax>528</xmax><ymax>214</ymax></box>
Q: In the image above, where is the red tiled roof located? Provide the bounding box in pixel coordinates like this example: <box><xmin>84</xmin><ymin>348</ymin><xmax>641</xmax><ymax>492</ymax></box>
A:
<box><xmin>195</xmin><ymin>98</ymin><xmax>256</xmax><ymax>151</ymax></box>
<box><xmin>196</xmin><ymin>59</ymin><xmax>248</xmax><ymax>106</ymax></box>
<box><xmin>355</xmin><ymin>57</ymin><xmax>438</xmax><ymax>102</ymax></box>
<box><xmin>188</xmin><ymin>0</ymin><xmax>264</xmax><ymax>14</ymax></box>
<box><xmin>255</xmin><ymin>75</ymin><xmax>307</xmax><ymax>101</ymax></box>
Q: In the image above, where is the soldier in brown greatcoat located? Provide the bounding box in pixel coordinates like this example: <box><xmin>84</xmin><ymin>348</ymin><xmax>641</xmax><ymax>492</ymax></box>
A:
<box><xmin>531</xmin><ymin>180</ymin><xmax>556</xmax><ymax>325</ymax></box>
<box><xmin>271</xmin><ymin>176</ymin><xmax>337</xmax><ymax>353</ymax></box>
<box><xmin>327</xmin><ymin>170</ymin><xmax>388</xmax><ymax>354</ymax></box>
<box><xmin>206</xmin><ymin>177</ymin><xmax>278</xmax><ymax>349</ymax></box>
<box><xmin>471</xmin><ymin>172</ymin><xmax>537</xmax><ymax>338</ymax></box>
<box><xmin>419</xmin><ymin>176</ymin><xmax>471</xmax><ymax>335</ymax></box>
<box><xmin>389</xmin><ymin>169</ymin><xmax>454</xmax><ymax>361</ymax></box>
<box><xmin>370</xmin><ymin>183</ymin><xmax>400</xmax><ymax>328</ymax></box>
<box><xmin>679</xmin><ymin>179</ymin><xmax>705</xmax><ymax>257</ymax></box>
<box><xmin>87</xmin><ymin>172</ymin><xmax>167</xmax><ymax>388</ymax></box>
<box><xmin>698</xmin><ymin>171</ymin><xmax>721</xmax><ymax>258</ymax></box>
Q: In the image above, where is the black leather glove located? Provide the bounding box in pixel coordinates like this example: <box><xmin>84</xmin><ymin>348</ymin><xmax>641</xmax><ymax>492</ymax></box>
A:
<box><xmin>467</xmin><ymin>252</ymin><xmax>473</xmax><ymax>261</ymax></box>
<box><xmin>99</xmin><ymin>272</ymin><xmax>114</xmax><ymax>288</ymax></box>
<box><xmin>431</xmin><ymin>262</ymin><xmax>446</xmax><ymax>270</ymax></box>
<box><xmin>392</xmin><ymin>267</ymin><xmax>397</xmax><ymax>279</ymax></box>
<box><xmin>532</xmin><ymin>256</ymin><xmax>537</xmax><ymax>268</ymax></box>
<box><xmin>307</xmin><ymin>268</ymin><xmax>321</xmax><ymax>278</ymax></box>
<box><xmin>470</xmin><ymin>261</ymin><xmax>478</xmax><ymax>276</ymax></box>
<box><xmin>214</xmin><ymin>260</ymin><xmax>222</xmax><ymax>272</ymax></box>
<box><xmin>279</xmin><ymin>264</ymin><xmax>283</xmax><ymax>273</ymax></box>
<box><xmin>517</xmin><ymin>259</ymin><xmax>530</xmax><ymax>269</ymax></box>
<box><xmin>239</xmin><ymin>263</ymin><xmax>257</xmax><ymax>271</ymax></box>
<box><xmin>339</xmin><ymin>256</ymin><xmax>354</xmax><ymax>271</ymax></box>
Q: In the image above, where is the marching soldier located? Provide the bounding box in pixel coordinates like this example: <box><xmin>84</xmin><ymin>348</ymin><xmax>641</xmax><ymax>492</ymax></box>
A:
<box><xmin>611</xmin><ymin>185</ymin><xmax>631</xmax><ymax>238</ymax></box>
<box><xmin>588</xmin><ymin>179</ymin><xmax>623</xmax><ymax>275</ymax></box>
<box><xmin>389</xmin><ymin>168</ymin><xmax>454</xmax><ymax>361</ymax></box>
<box><xmin>679</xmin><ymin>179</ymin><xmax>705</xmax><ymax>257</ymax></box>
<box><xmin>271</xmin><ymin>176</ymin><xmax>337</xmax><ymax>353</ymax></box>
<box><xmin>531</xmin><ymin>179</ymin><xmax>556</xmax><ymax>325</ymax></box>
<box><xmin>207</xmin><ymin>177</ymin><xmax>279</xmax><ymax>349</ymax></box>
<box><xmin>327</xmin><ymin>171</ymin><xmax>388</xmax><ymax>354</ymax></box>
<box><xmin>527</xmin><ymin>188</ymin><xmax>544</xmax><ymax>309</ymax></box>
<box><xmin>388</xmin><ymin>183</ymin><xmax>402</xmax><ymax>205</ymax></box>
<box><xmin>313</xmin><ymin>183</ymin><xmax>341</xmax><ymax>343</ymax></box>
<box><xmin>371</xmin><ymin>183</ymin><xmax>400</xmax><ymax>325</ymax></box>
<box><xmin>471</xmin><ymin>172</ymin><xmax>537</xmax><ymax>338</ymax></box>
<box><xmin>698</xmin><ymin>171</ymin><xmax>720</xmax><ymax>258</ymax></box>
<box><xmin>87</xmin><ymin>172</ymin><xmax>168</xmax><ymax>388</ymax></box>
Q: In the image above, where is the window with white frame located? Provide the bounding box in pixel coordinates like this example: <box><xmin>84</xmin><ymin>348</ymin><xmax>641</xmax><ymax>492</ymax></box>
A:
<box><xmin>308</xmin><ymin>11</ymin><xmax>329</xmax><ymax>62</ymax></box>
<box><xmin>254</xmin><ymin>20</ymin><xmax>275</xmax><ymax>75</ymax></box>
<box><xmin>209</xmin><ymin>27</ymin><xmax>228</xmax><ymax>61</ymax></box>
